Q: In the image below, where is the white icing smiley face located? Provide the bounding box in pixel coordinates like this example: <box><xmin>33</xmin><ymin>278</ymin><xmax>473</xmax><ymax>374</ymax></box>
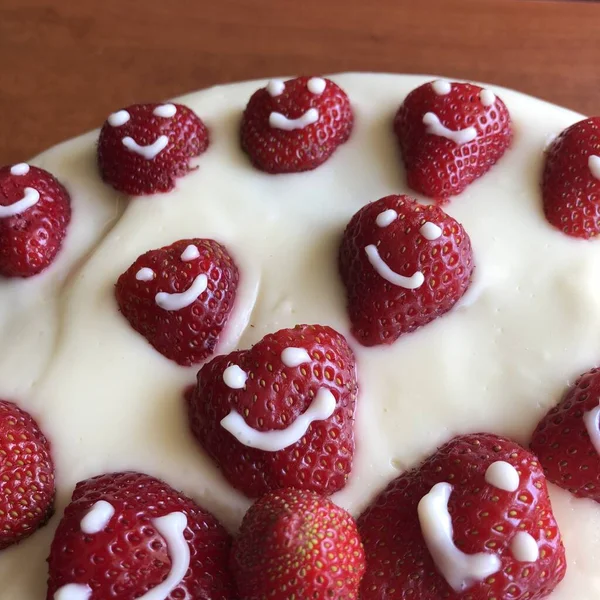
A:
<box><xmin>267</xmin><ymin>77</ymin><xmax>327</xmax><ymax>132</ymax></box>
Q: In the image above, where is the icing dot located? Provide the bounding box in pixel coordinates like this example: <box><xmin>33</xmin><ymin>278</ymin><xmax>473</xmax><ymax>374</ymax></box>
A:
<box><xmin>266</xmin><ymin>80</ymin><xmax>285</xmax><ymax>97</ymax></box>
<box><xmin>479</xmin><ymin>89</ymin><xmax>496</xmax><ymax>107</ymax></box>
<box><xmin>10</xmin><ymin>163</ymin><xmax>29</xmax><ymax>176</ymax></box>
<box><xmin>307</xmin><ymin>77</ymin><xmax>327</xmax><ymax>94</ymax></box>
<box><xmin>180</xmin><ymin>245</ymin><xmax>200</xmax><ymax>261</ymax></box>
<box><xmin>281</xmin><ymin>347</ymin><xmax>311</xmax><ymax>367</ymax></box>
<box><xmin>510</xmin><ymin>532</ymin><xmax>539</xmax><ymax>562</ymax></box>
<box><xmin>485</xmin><ymin>461</ymin><xmax>520</xmax><ymax>492</ymax></box>
<box><xmin>589</xmin><ymin>155</ymin><xmax>600</xmax><ymax>181</ymax></box>
<box><xmin>136</xmin><ymin>268</ymin><xmax>155</xmax><ymax>282</ymax></box>
<box><xmin>80</xmin><ymin>500</ymin><xmax>115</xmax><ymax>534</ymax></box>
<box><xmin>431</xmin><ymin>80</ymin><xmax>452</xmax><ymax>95</ymax></box>
<box><xmin>223</xmin><ymin>365</ymin><xmax>247</xmax><ymax>389</ymax></box>
<box><xmin>153</xmin><ymin>104</ymin><xmax>177</xmax><ymax>118</ymax></box>
<box><xmin>108</xmin><ymin>110</ymin><xmax>130</xmax><ymax>127</ymax></box>
<box><xmin>420</xmin><ymin>222</ymin><xmax>442</xmax><ymax>240</ymax></box>
<box><xmin>53</xmin><ymin>584</ymin><xmax>91</xmax><ymax>600</ymax></box>
<box><xmin>583</xmin><ymin>403</ymin><xmax>600</xmax><ymax>455</ymax></box>
<box><xmin>376</xmin><ymin>209</ymin><xmax>398</xmax><ymax>228</ymax></box>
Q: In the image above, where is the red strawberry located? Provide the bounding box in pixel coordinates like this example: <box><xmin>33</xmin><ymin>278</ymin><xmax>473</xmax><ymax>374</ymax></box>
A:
<box><xmin>115</xmin><ymin>238</ymin><xmax>239</xmax><ymax>366</ymax></box>
<box><xmin>98</xmin><ymin>102</ymin><xmax>209</xmax><ymax>195</ymax></box>
<box><xmin>231</xmin><ymin>487</ymin><xmax>365</xmax><ymax>599</ymax></box>
<box><xmin>0</xmin><ymin>163</ymin><xmax>71</xmax><ymax>278</ymax></box>
<box><xmin>339</xmin><ymin>194</ymin><xmax>473</xmax><ymax>346</ymax></box>
<box><xmin>187</xmin><ymin>324</ymin><xmax>358</xmax><ymax>497</ymax></box>
<box><xmin>240</xmin><ymin>76</ymin><xmax>353</xmax><ymax>173</ymax></box>
<box><xmin>542</xmin><ymin>117</ymin><xmax>600</xmax><ymax>238</ymax></box>
<box><xmin>531</xmin><ymin>366</ymin><xmax>600</xmax><ymax>502</ymax></box>
<box><xmin>394</xmin><ymin>80</ymin><xmax>512</xmax><ymax>202</ymax></box>
<box><xmin>359</xmin><ymin>433</ymin><xmax>565</xmax><ymax>600</ymax></box>
<box><xmin>0</xmin><ymin>399</ymin><xmax>55</xmax><ymax>549</ymax></box>
<box><xmin>46</xmin><ymin>471</ymin><xmax>234</xmax><ymax>600</ymax></box>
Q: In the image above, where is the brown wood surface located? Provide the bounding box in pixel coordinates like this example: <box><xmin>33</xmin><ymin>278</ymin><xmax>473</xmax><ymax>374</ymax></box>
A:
<box><xmin>0</xmin><ymin>0</ymin><xmax>598</xmax><ymax>164</ymax></box>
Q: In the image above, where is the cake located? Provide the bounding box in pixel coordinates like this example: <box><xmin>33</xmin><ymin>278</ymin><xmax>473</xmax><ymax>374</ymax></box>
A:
<box><xmin>0</xmin><ymin>73</ymin><xmax>599</xmax><ymax>599</ymax></box>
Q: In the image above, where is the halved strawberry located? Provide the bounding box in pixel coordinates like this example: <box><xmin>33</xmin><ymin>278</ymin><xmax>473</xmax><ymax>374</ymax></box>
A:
<box><xmin>339</xmin><ymin>194</ymin><xmax>473</xmax><ymax>346</ymax></box>
<box><xmin>359</xmin><ymin>433</ymin><xmax>565</xmax><ymax>600</ymax></box>
<box><xmin>394</xmin><ymin>80</ymin><xmax>512</xmax><ymax>201</ymax></box>
<box><xmin>241</xmin><ymin>76</ymin><xmax>353</xmax><ymax>173</ymax></box>
<box><xmin>115</xmin><ymin>238</ymin><xmax>239</xmax><ymax>366</ymax></box>
<box><xmin>187</xmin><ymin>324</ymin><xmax>358</xmax><ymax>497</ymax></box>
<box><xmin>98</xmin><ymin>102</ymin><xmax>209</xmax><ymax>195</ymax></box>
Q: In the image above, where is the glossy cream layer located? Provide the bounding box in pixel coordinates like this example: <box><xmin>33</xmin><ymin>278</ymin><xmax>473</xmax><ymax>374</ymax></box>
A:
<box><xmin>0</xmin><ymin>74</ymin><xmax>599</xmax><ymax>599</ymax></box>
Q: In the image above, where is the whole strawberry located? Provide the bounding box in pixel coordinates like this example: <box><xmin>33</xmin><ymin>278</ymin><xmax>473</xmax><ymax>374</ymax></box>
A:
<box><xmin>46</xmin><ymin>471</ymin><xmax>234</xmax><ymax>600</ymax></box>
<box><xmin>394</xmin><ymin>80</ymin><xmax>512</xmax><ymax>201</ymax></box>
<box><xmin>187</xmin><ymin>324</ymin><xmax>358</xmax><ymax>497</ymax></box>
<box><xmin>339</xmin><ymin>194</ymin><xmax>473</xmax><ymax>346</ymax></box>
<box><xmin>241</xmin><ymin>76</ymin><xmax>353</xmax><ymax>173</ymax></box>
<box><xmin>0</xmin><ymin>399</ymin><xmax>55</xmax><ymax>549</ymax></box>
<box><xmin>231</xmin><ymin>488</ymin><xmax>365</xmax><ymax>600</ymax></box>
<box><xmin>0</xmin><ymin>163</ymin><xmax>71</xmax><ymax>277</ymax></box>
<box><xmin>115</xmin><ymin>238</ymin><xmax>239</xmax><ymax>366</ymax></box>
<box><xmin>359</xmin><ymin>433</ymin><xmax>565</xmax><ymax>600</ymax></box>
<box><xmin>542</xmin><ymin>117</ymin><xmax>600</xmax><ymax>238</ymax></box>
<box><xmin>98</xmin><ymin>102</ymin><xmax>209</xmax><ymax>195</ymax></box>
<box><xmin>531</xmin><ymin>366</ymin><xmax>600</xmax><ymax>502</ymax></box>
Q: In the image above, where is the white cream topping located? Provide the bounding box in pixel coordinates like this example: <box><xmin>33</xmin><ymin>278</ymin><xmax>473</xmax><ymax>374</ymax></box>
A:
<box><xmin>80</xmin><ymin>500</ymin><xmax>115</xmax><ymax>534</ymax></box>
<box><xmin>589</xmin><ymin>155</ymin><xmax>600</xmax><ymax>181</ymax></box>
<box><xmin>510</xmin><ymin>531</ymin><xmax>540</xmax><ymax>563</ymax></box>
<box><xmin>375</xmin><ymin>209</ymin><xmax>398</xmax><ymax>228</ymax></box>
<box><xmin>431</xmin><ymin>80</ymin><xmax>452</xmax><ymax>95</ymax></box>
<box><xmin>419</xmin><ymin>222</ymin><xmax>442</xmax><ymax>240</ymax></box>
<box><xmin>180</xmin><ymin>245</ymin><xmax>200</xmax><ymax>261</ymax></box>
<box><xmin>307</xmin><ymin>77</ymin><xmax>326</xmax><ymax>94</ymax></box>
<box><xmin>122</xmin><ymin>136</ymin><xmax>169</xmax><ymax>160</ymax></box>
<box><xmin>221</xmin><ymin>388</ymin><xmax>336</xmax><ymax>451</ymax></box>
<box><xmin>281</xmin><ymin>347</ymin><xmax>311</xmax><ymax>367</ymax></box>
<box><xmin>364</xmin><ymin>244</ymin><xmax>425</xmax><ymax>289</ymax></box>
<box><xmin>484</xmin><ymin>460</ymin><xmax>520</xmax><ymax>492</ymax></box>
<box><xmin>583</xmin><ymin>404</ymin><xmax>600</xmax><ymax>455</ymax></box>
<box><xmin>418</xmin><ymin>482</ymin><xmax>501</xmax><ymax>592</ymax></box>
<box><xmin>53</xmin><ymin>584</ymin><xmax>91</xmax><ymax>600</ymax></box>
<box><xmin>269</xmin><ymin>109</ymin><xmax>319</xmax><ymax>131</ymax></box>
<box><xmin>107</xmin><ymin>110</ymin><xmax>130</xmax><ymax>127</ymax></box>
<box><xmin>423</xmin><ymin>112</ymin><xmax>477</xmax><ymax>145</ymax></box>
<box><xmin>479</xmin><ymin>89</ymin><xmax>496</xmax><ymax>107</ymax></box>
<box><xmin>155</xmin><ymin>274</ymin><xmax>207</xmax><ymax>311</ymax></box>
<box><xmin>0</xmin><ymin>187</ymin><xmax>40</xmax><ymax>218</ymax></box>
<box><xmin>222</xmin><ymin>364</ymin><xmax>247</xmax><ymax>389</ymax></box>
<box><xmin>10</xmin><ymin>163</ymin><xmax>30</xmax><ymax>176</ymax></box>
<box><xmin>153</xmin><ymin>104</ymin><xmax>177</xmax><ymax>118</ymax></box>
<box><xmin>136</xmin><ymin>267</ymin><xmax>155</xmax><ymax>282</ymax></box>
<box><xmin>266</xmin><ymin>79</ymin><xmax>285</xmax><ymax>97</ymax></box>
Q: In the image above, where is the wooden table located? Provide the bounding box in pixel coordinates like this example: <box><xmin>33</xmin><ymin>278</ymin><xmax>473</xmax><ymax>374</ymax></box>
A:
<box><xmin>0</xmin><ymin>0</ymin><xmax>598</xmax><ymax>164</ymax></box>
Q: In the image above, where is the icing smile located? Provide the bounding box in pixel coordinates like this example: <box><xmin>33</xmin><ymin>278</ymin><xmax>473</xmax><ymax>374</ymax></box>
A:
<box><xmin>155</xmin><ymin>274</ymin><xmax>208</xmax><ymax>311</ymax></box>
<box><xmin>122</xmin><ymin>136</ymin><xmax>169</xmax><ymax>160</ymax></box>
<box><xmin>0</xmin><ymin>187</ymin><xmax>40</xmax><ymax>218</ymax></box>
<box><xmin>364</xmin><ymin>244</ymin><xmax>424</xmax><ymax>289</ymax></box>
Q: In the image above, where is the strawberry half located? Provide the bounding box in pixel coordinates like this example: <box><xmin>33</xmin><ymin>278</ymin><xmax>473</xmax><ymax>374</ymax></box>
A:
<box><xmin>359</xmin><ymin>433</ymin><xmax>565</xmax><ymax>600</ymax></box>
<box><xmin>0</xmin><ymin>399</ymin><xmax>55</xmax><ymax>549</ymax></box>
<box><xmin>240</xmin><ymin>76</ymin><xmax>353</xmax><ymax>173</ymax></box>
<box><xmin>339</xmin><ymin>194</ymin><xmax>473</xmax><ymax>346</ymax></box>
<box><xmin>531</xmin><ymin>366</ymin><xmax>600</xmax><ymax>502</ymax></box>
<box><xmin>98</xmin><ymin>102</ymin><xmax>209</xmax><ymax>195</ymax></box>
<box><xmin>0</xmin><ymin>163</ymin><xmax>71</xmax><ymax>278</ymax></box>
<box><xmin>542</xmin><ymin>117</ymin><xmax>600</xmax><ymax>238</ymax></box>
<box><xmin>394</xmin><ymin>80</ymin><xmax>512</xmax><ymax>202</ymax></box>
<box><xmin>231</xmin><ymin>487</ymin><xmax>365</xmax><ymax>600</ymax></box>
<box><xmin>115</xmin><ymin>238</ymin><xmax>239</xmax><ymax>366</ymax></box>
<box><xmin>187</xmin><ymin>324</ymin><xmax>358</xmax><ymax>497</ymax></box>
<box><xmin>46</xmin><ymin>471</ymin><xmax>234</xmax><ymax>600</ymax></box>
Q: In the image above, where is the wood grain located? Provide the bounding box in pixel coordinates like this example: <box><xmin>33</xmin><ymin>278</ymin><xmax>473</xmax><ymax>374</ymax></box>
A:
<box><xmin>0</xmin><ymin>0</ymin><xmax>598</xmax><ymax>163</ymax></box>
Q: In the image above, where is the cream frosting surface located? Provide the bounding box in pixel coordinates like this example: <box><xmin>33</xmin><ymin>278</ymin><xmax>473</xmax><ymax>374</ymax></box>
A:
<box><xmin>0</xmin><ymin>73</ymin><xmax>599</xmax><ymax>599</ymax></box>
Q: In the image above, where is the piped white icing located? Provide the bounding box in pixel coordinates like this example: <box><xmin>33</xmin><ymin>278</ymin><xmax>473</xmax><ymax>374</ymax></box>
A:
<box><xmin>269</xmin><ymin>109</ymin><xmax>319</xmax><ymax>131</ymax></box>
<box><xmin>364</xmin><ymin>245</ymin><xmax>425</xmax><ymax>289</ymax></box>
<box><xmin>432</xmin><ymin>80</ymin><xmax>452</xmax><ymax>95</ymax></box>
<box><xmin>307</xmin><ymin>77</ymin><xmax>326</xmax><ymax>94</ymax></box>
<box><xmin>10</xmin><ymin>163</ymin><xmax>29</xmax><ymax>176</ymax></box>
<box><xmin>281</xmin><ymin>347</ymin><xmax>311</xmax><ymax>367</ymax></box>
<box><xmin>107</xmin><ymin>110</ymin><xmax>130</xmax><ymax>127</ymax></box>
<box><xmin>376</xmin><ymin>209</ymin><xmax>398</xmax><ymax>228</ymax></box>
<box><xmin>136</xmin><ymin>267</ymin><xmax>155</xmax><ymax>282</ymax></box>
<box><xmin>223</xmin><ymin>365</ymin><xmax>248</xmax><ymax>389</ymax></box>
<box><xmin>423</xmin><ymin>112</ymin><xmax>477</xmax><ymax>145</ymax></box>
<box><xmin>220</xmin><ymin>388</ymin><xmax>336</xmax><ymax>451</ymax></box>
<box><xmin>80</xmin><ymin>500</ymin><xmax>115</xmax><ymax>534</ymax></box>
<box><xmin>484</xmin><ymin>461</ymin><xmax>520</xmax><ymax>492</ymax></box>
<box><xmin>418</xmin><ymin>482</ymin><xmax>501</xmax><ymax>592</ymax></box>
<box><xmin>155</xmin><ymin>274</ymin><xmax>207</xmax><ymax>311</ymax></box>
<box><xmin>266</xmin><ymin>80</ymin><xmax>285</xmax><ymax>97</ymax></box>
<box><xmin>479</xmin><ymin>89</ymin><xmax>496</xmax><ymax>107</ymax></box>
<box><xmin>583</xmin><ymin>404</ymin><xmax>600</xmax><ymax>455</ymax></box>
<box><xmin>589</xmin><ymin>155</ymin><xmax>600</xmax><ymax>181</ymax></box>
<box><xmin>419</xmin><ymin>222</ymin><xmax>442</xmax><ymax>241</ymax></box>
<box><xmin>510</xmin><ymin>532</ymin><xmax>540</xmax><ymax>563</ymax></box>
<box><xmin>53</xmin><ymin>584</ymin><xmax>91</xmax><ymax>600</ymax></box>
<box><xmin>0</xmin><ymin>188</ymin><xmax>40</xmax><ymax>219</ymax></box>
<box><xmin>153</xmin><ymin>104</ymin><xmax>177</xmax><ymax>118</ymax></box>
<box><xmin>122</xmin><ymin>136</ymin><xmax>169</xmax><ymax>160</ymax></box>
<box><xmin>180</xmin><ymin>245</ymin><xmax>200</xmax><ymax>262</ymax></box>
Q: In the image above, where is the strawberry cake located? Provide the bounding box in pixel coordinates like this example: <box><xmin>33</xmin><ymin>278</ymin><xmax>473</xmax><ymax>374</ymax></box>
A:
<box><xmin>0</xmin><ymin>73</ymin><xmax>600</xmax><ymax>600</ymax></box>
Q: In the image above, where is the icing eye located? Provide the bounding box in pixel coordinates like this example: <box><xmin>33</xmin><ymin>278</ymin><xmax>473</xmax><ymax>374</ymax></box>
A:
<box><xmin>510</xmin><ymin>532</ymin><xmax>540</xmax><ymax>563</ymax></box>
<box><xmin>281</xmin><ymin>347</ymin><xmax>311</xmax><ymax>367</ymax></box>
<box><xmin>484</xmin><ymin>460</ymin><xmax>520</xmax><ymax>492</ymax></box>
<box><xmin>10</xmin><ymin>163</ymin><xmax>29</xmax><ymax>176</ymax></box>
<box><xmin>589</xmin><ymin>155</ymin><xmax>600</xmax><ymax>181</ymax></box>
<box><xmin>153</xmin><ymin>104</ymin><xmax>177</xmax><ymax>118</ymax></box>
<box><xmin>375</xmin><ymin>209</ymin><xmax>398</xmax><ymax>228</ymax></box>
<box><xmin>80</xmin><ymin>500</ymin><xmax>115</xmax><ymax>534</ymax></box>
<box><xmin>266</xmin><ymin>79</ymin><xmax>285</xmax><ymax>97</ymax></box>
<box><xmin>180</xmin><ymin>245</ymin><xmax>200</xmax><ymax>261</ymax></box>
<box><xmin>479</xmin><ymin>89</ymin><xmax>496</xmax><ymax>107</ymax></box>
<box><xmin>107</xmin><ymin>110</ymin><xmax>131</xmax><ymax>127</ymax></box>
<box><xmin>223</xmin><ymin>364</ymin><xmax>248</xmax><ymax>389</ymax></box>
<box><xmin>431</xmin><ymin>80</ymin><xmax>452</xmax><ymax>95</ymax></box>
<box><xmin>419</xmin><ymin>222</ymin><xmax>442</xmax><ymax>240</ymax></box>
<box><xmin>136</xmin><ymin>267</ymin><xmax>155</xmax><ymax>282</ymax></box>
<box><xmin>307</xmin><ymin>77</ymin><xmax>326</xmax><ymax>95</ymax></box>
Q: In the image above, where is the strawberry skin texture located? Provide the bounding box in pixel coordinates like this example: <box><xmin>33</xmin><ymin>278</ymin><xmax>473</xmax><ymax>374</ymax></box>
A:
<box><xmin>46</xmin><ymin>471</ymin><xmax>234</xmax><ymax>600</ymax></box>
<box><xmin>115</xmin><ymin>238</ymin><xmax>239</xmax><ymax>366</ymax></box>
<box><xmin>359</xmin><ymin>433</ymin><xmax>565</xmax><ymax>600</ymax></box>
<box><xmin>339</xmin><ymin>195</ymin><xmax>473</xmax><ymax>346</ymax></box>
<box><xmin>231</xmin><ymin>487</ymin><xmax>365</xmax><ymax>600</ymax></box>
<box><xmin>531</xmin><ymin>366</ymin><xmax>600</xmax><ymax>502</ymax></box>
<box><xmin>187</xmin><ymin>324</ymin><xmax>358</xmax><ymax>497</ymax></box>
<box><xmin>0</xmin><ymin>165</ymin><xmax>71</xmax><ymax>278</ymax></box>
<box><xmin>241</xmin><ymin>76</ymin><xmax>353</xmax><ymax>173</ymax></box>
<box><xmin>98</xmin><ymin>103</ymin><xmax>209</xmax><ymax>195</ymax></box>
<box><xmin>542</xmin><ymin>117</ymin><xmax>600</xmax><ymax>238</ymax></box>
<box><xmin>0</xmin><ymin>400</ymin><xmax>55</xmax><ymax>550</ymax></box>
<box><xmin>394</xmin><ymin>81</ymin><xmax>512</xmax><ymax>201</ymax></box>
